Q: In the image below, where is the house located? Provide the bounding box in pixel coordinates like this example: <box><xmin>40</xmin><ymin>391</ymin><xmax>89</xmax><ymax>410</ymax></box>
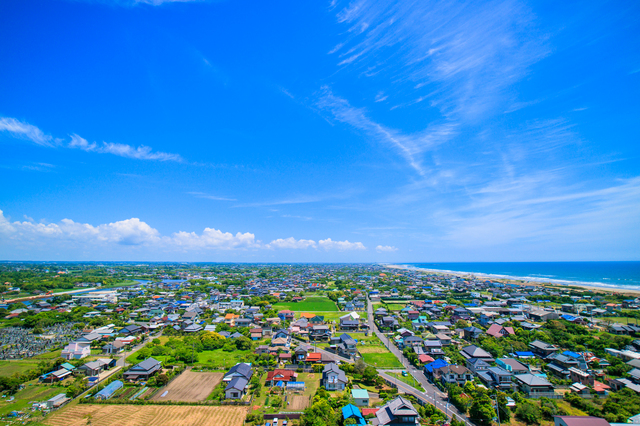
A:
<box><xmin>77</xmin><ymin>359</ymin><xmax>115</xmax><ymax>376</ymax></box>
<box><xmin>336</xmin><ymin>333</ymin><xmax>357</xmax><ymax>358</ymax></box>
<box><xmin>372</xmin><ymin>396</ymin><xmax>420</xmax><ymax>426</ymax></box>
<box><xmin>463</xmin><ymin>326</ymin><xmax>483</xmax><ymax>340</ymax></box>
<box><xmin>225</xmin><ymin>376</ymin><xmax>249</xmax><ymax>399</ymax></box>
<box><xmin>266</xmin><ymin>369</ymin><xmax>297</xmax><ymax>386</ymax></box>
<box><xmin>529</xmin><ymin>340</ymin><xmax>559</xmax><ymax>358</ymax></box>
<box><xmin>352</xmin><ymin>389</ymin><xmax>370</xmax><ymax>407</ymax></box>
<box><xmin>305</xmin><ymin>352</ymin><xmax>322</xmax><ymax>363</ymax></box>
<box><xmin>553</xmin><ymin>416</ymin><xmax>610</xmax><ymax>426</ymax></box>
<box><xmin>322</xmin><ymin>363</ymin><xmax>348</xmax><ymax>391</ymax></box>
<box><xmin>340</xmin><ymin>318</ymin><xmax>360</xmax><ymax>331</ymax></box>
<box><xmin>277</xmin><ymin>310</ymin><xmax>295</xmax><ymax>321</ymax></box>
<box><xmin>486</xmin><ymin>324</ymin><xmax>515</xmax><ymax>338</ymax></box>
<box><xmin>569</xmin><ymin>367</ymin><xmax>594</xmax><ymax>386</ymax></box>
<box><xmin>460</xmin><ymin>345</ymin><xmax>494</xmax><ymax>362</ymax></box>
<box><xmin>120</xmin><ymin>324</ymin><xmax>143</xmax><ymax>335</ymax></box>
<box><xmin>294</xmin><ymin>347</ymin><xmax>308</xmax><ymax>361</ymax></box>
<box><xmin>76</xmin><ymin>332</ymin><xmax>102</xmax><ymax>344</ymax></box>
<box><xmin>514</xmin><ymin>374</ymin><xmax>555</xmax><ymax>398</ymax></box>
<box><xmin>478</xmin><ymin>367</ymin><xmax>515</xmax><ymax>391</ymax></box>
<box><xmin>496</xmin><ymin>358</ymin><xmax>529</xmax><ymax>375</ymax></box>
<box><xmin>310</xmin><ymin>325</ymin><xmax>331</xmax><ymax>341</ymax></box>
<box><xmin>466</xmin><ymin>357</ymin><xmax>490</xmax><ymax>374</ymax></box>
<box><xmin>433</xmin><ymin>365</ymin><xmax>474</xmax><ymax>386</ymax></box>
<box><xmin>41</xmin><ymin>368</ymin><xmax>73</xmax><ymax>383</ymax></box>
<box><xmin>123</xmin><ymin>358</ymin><xmax>162</xmax><ymax>381</ymax></box>
<box><xmin>381</xmin><ymin>316</ymin><xmax>399</xmax><ymax>330</ymax></box>
<box><xmin>46</xmin><ymin>393</ymin><xmax>70</xmax><ymax>409</ymax></box>
<box><xmin>223</xmin><ymin>363</ymin><xmax>253</xmax><ymax>382</ymax></box>
<box><xmin>102</xmin><ymin>341</ymin><xmax>125</xmax><ymax>355</ymax></box>
<box><xmin>342</xmin><ymin>404</ymin><xmax>366</xmax><ymax>425</ymax></box>
<box><xmin>61</xmin><ymin>342</ymin><xmax>91</xmax><ymax>360</ymax></box>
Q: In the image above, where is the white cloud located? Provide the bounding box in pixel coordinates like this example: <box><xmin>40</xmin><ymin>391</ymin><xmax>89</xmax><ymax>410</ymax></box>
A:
<box><xmin>318</xmin><ymin>238</ymin><xmax>366</xmax><ymax>251</ymax></box>
<box><xmin>69</xmin><ymin>134</ymin><xmax>183</xmax><ymax>162</ymax></box>
<box><xmin>0</xmin><ymin>117</ymin><xmax>54</xmax><ymax>147</ymax></box>
<box><xmin>171</xmin><ymin>228</ymin><xmax>258</xmax><ymax>250</ymax></box>
<box><xmin>376</xmin><ymin>245</ymin><xmax>398</xmax><ymax>252</ymax></box>
<box><xmin>0</xmin><ymin>210</ymin><xmax>160</xmax><ymax>246</ymax></box>
<box><xmin>266</xmin><ymin>237</ymin><xmax>317</xmax><ymax>249</ymax></box>
<box><xmin>0</xmin><ymin>209</ymin><xmax>374</xmax><ymax>255</ymax></box>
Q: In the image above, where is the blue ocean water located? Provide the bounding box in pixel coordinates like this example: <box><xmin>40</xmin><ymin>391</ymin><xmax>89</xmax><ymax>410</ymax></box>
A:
<box><xmin>401</xmin><ymin>262</ymin><xmax>640</xmax><ymax>291</ymax></box>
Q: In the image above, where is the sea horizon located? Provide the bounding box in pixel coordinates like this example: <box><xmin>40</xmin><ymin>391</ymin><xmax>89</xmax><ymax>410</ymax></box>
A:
<box><xmin>392</xmin><ymin>261</ymin><xmax>640</xmax><ymax>291</ymax></box>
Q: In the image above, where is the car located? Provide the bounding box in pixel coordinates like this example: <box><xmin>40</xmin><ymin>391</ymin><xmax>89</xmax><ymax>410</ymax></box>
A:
<box><xmin>402</xmin><ymin>370</ymin><xmax>408</xmax><ymax>376</ymax></box>
<box><xmin>273</xmin><ymin>418</ymin><xmax>278</xmax><ymax>426</ymax></box>
<box><xmin>265</xmin><ymin>423</ymin><xmax>271</xmax><ymax>426</ymax></box>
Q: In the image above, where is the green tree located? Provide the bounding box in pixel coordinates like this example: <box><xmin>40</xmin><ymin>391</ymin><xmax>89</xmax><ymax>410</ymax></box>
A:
<box><xmin>468</xmin><ymin>392</ymin><xmax>495</xmax><ymax>426</ymax></box>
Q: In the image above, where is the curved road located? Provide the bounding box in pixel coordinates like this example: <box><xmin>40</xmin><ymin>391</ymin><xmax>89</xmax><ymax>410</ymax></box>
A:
<box><xmin>367</xmin><ymin>297</ymin><xmax>474</xmax><ymax>426</ymax></box>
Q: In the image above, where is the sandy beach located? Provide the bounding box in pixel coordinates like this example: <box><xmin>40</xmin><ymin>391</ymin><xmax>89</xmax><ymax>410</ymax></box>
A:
<box><xmin>384</xmin><ymin>264</ymin><xmax>640</xmax><ymax>296</ymax></box>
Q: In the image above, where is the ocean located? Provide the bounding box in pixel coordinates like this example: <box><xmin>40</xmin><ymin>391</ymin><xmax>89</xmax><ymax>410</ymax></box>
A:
<box><xmin>399</xmin><ymin>262</ymin><xmax>640</xmax><ymax>291</ymax></box>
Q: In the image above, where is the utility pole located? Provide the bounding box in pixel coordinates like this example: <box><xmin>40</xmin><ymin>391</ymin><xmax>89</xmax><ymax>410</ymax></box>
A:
<box><xmin>494</xmin><ymin>393</ymin><xmax>501</xmax><ymax>426</ymax></box>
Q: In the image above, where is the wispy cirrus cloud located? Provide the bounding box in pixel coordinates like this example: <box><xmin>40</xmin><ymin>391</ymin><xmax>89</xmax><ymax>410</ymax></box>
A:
<box><xmin>69</xmin><ymin>134</ymin><xmax>183</xmax><ymax>162</ymax></box>
<box><xmin>317</xmin><ymin>87</ymin><xmax>456</xmax><ymax>176</ymax></box>
<box><xmin>330</xmin><ymin>0</ymin><xmax>548</xmax><ymax>118</ymax></box>
<box><xmin>0</xmin><ymin>117</ymin><xmax>55</xmax><ymax>147</ymax></box>
<box><xmin>187</xmin><ymin>192</ymin><xmax>236</xmax><ymax>201</ymax></box>
<box><xmin>376</xmin><ymin>245</ymin><xmax>398</xmax><ymax>252</ymax></box>
<box><xmin>1</xmin><ymin>116</ymin><xmax>184</xmax><ymax>163</ymax></box>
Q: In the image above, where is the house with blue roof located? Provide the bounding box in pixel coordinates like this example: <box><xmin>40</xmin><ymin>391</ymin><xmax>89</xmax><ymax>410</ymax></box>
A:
<box><xmin>424</xmin><ymin>359</ymin><xmax>449</xmax><ymax>379</ymax></box>
<box><xmin>342</xmin><ymin>404</ymin><xmax>366</xmax><ymax>425</ymax></box>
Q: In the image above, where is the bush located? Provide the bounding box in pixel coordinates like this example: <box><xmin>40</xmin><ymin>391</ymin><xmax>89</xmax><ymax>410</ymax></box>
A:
<box><xmin>516</xmin><ymin>401</ymin><xmax>541</xmax><ymax>425</ymax></box>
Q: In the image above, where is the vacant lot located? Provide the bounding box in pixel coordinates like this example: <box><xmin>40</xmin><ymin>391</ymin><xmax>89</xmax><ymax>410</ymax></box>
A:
<box><xmin>287</xmin><ymin>394</ymin><xmax>309</xmax><ymax>410</ymax></box>
<box><xmin>152</xmin><ymin>370</ymin><xmax>223</xmax><ymax>402</ymax></box>
<box><xmin>273</xmin><ymin>297</ymin><xmax>338</xmax><ymax>312</ymax></box>
<box><xmin>0</xmin><ymin>360</ymin><xmax>41</xmax><ymax>377</ymax></box>
<box><xmin>44</xmin><ymin>404</ymin><xmax>248</xmax><ymax>426</ymax></box>
<box><xmin>359</xmin><ymin>346</ymin><xmax>403</xmax><ymax>368</ymax></box>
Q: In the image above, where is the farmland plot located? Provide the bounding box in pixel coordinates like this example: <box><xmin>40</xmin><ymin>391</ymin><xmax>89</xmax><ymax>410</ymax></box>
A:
<box><xmin>152</xmin><ymin>370</ymin><xmax>223</xmax><ymax>402</ymax></box>
<box><xmin>44</xmin><ymin>404</ymin><xmax>247</xmax><ymax>426</ymax></box>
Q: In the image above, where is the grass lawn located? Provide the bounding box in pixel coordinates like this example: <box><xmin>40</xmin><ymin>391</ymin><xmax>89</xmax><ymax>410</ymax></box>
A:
<box><xmin>596</xmin><ymin>317</ymin><xmax>640</xmax><ymax>325</ymax></box>
<box><xmin>195</xmin><ymin>349</ymin><xmax>253</xmax><ymax>369</ymax></box>
<box><xmin>0</xmin><ymin>360</ymin><xmax>42</xmax><ymax>377</ymax></box>
<box><xmin>30</xmin><ymin>350</ymin><xmax>62</xmax><ymax>360</ymax></box>
<box><xmin>348</xmin><ymin>333</ymin><xmax>381</xmax><ymax>345</ymax></box>
<box><xmin>0</xmin><ymin>381</ymin><xmax>63</xmax><ymax>417</ymax></box>
<box><xmin>273</xmin><ymin>297</ymin><xmax>338</xmax><ymax>312</ymax></box>
<box><xmin>381</xmin><ymin>302</ymin><xmax>407</xmax><ymax>311</ymax></box>
<box><xmin>360</xmin><ymin>349</ymin><xmax>403</xmax><ymax>368</ymax></box>
<box><xmin>387</xmin><ymin>372</ymin><xmax>424</xmax><ymax>391</ymax></box>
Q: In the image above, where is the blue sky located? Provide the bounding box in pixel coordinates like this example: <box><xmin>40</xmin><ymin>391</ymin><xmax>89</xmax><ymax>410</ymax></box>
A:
<box><xmin>1</xmin><ymin>0</ymin><xmax>639</xmax><ymax>262</ymax></box>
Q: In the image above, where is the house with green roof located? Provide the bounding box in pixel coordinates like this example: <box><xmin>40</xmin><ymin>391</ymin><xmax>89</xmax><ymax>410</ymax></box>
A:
<box><xmin>351</xmin><ymin>388</ymin><xmax>370</xmax><ymax>406</ymax></box>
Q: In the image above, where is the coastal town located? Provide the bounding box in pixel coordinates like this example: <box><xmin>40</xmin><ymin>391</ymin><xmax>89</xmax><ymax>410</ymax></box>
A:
<box><xmin>0</xmin><ymin>263</ymin><xmax>639</xmax><ymax>426</ymax></box>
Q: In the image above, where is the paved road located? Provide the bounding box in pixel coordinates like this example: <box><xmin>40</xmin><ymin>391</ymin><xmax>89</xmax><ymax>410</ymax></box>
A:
<box><xmin>297</xmin><ymin>341</ymin><xmax>354</xmax><ymax>364</ymax></box>
<box><xmin>367</xmin><ymin>297</ymin><xmax>474</xmax><ymax>426</ymax></box>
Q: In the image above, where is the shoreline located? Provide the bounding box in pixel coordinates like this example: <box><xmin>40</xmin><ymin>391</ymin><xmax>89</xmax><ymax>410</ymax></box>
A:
<box><xmin>384</xmin><ymin>264</ymin><xmax>640</xmax><ymax>296</ymax></box>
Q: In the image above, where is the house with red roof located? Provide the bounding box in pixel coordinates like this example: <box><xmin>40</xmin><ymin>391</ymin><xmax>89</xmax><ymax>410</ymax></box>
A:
<box><xmin>486</xmin><ymin>324</ymin><xmax>515</xmax><ymax>338</ymax></box>
<box><xmin>266</xmin><ymin>369</ymin><xmax>297</xmax><ymax>386</ymax></box>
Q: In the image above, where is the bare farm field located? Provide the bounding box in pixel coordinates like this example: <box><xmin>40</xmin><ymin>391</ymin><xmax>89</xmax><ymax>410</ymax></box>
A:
<box><xmin>286</xmin><ymin>394</ymin><xmax>309</xmax><ymax>411</ymax></box>
<box><xmin>44</xmin><ymin>404</ymin><xmax>247</xmax><ymax>426</ymax></box>
<box><xmin>152</xmin><ymin>370</ymin><xmax>223</xmax><ymax>402</ymax></box>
